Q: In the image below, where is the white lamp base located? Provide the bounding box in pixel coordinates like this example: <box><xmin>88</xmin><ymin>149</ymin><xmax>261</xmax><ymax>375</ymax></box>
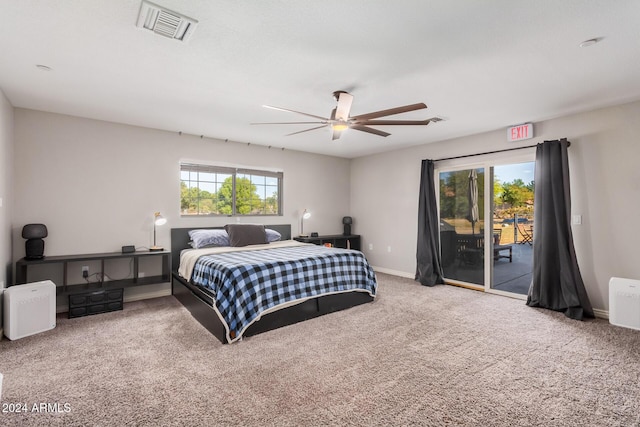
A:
<box><xmin>149</xmin><ymin>246</ymin><xmax>164</xmax><ymax>252</ymax></box>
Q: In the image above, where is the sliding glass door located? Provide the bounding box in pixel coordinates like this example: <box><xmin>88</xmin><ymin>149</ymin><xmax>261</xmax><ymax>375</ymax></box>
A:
<box><xmin>438</xmin><ymin>159</ymin><xmax>534</xmax><ymax>297</ymax></box>
<box><xmin>491</xmin><ymin>163</ymin><xmax>535</xmax><ymax>295</ymax></box>
<box><xmin>439</xmin><ymin>168</ymin><xmax>486</xmax><ymax>286</ymax></box>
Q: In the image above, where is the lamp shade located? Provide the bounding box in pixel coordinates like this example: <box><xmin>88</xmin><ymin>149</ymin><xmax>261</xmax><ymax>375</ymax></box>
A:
<box><xmin>154</xmin><ymin>212</ymin><xmax>167</xmax><ymax>226</ymax></box>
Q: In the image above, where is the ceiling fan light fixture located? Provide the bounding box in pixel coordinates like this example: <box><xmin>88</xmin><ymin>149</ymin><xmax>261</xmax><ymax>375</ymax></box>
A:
<box><xmin>333</xmin><ymin>90</ymin><xmax>348</xmax><ymax>101</ymax></box>
<box><xmin>256</xmin><ymin>91</ymin><xmax>431</xmax><ymax>140</ymax></box>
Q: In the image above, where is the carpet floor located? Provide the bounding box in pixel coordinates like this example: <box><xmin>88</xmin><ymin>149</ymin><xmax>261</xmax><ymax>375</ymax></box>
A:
<box><xmin>1</xmin><ymin>273</ymin><xmax>639</xmax><ymax>426</ymax></box>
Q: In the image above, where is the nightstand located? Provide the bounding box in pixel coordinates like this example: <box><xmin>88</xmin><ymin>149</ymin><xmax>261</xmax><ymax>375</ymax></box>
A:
<box><xmin>293</xmin><ymin>234</ymin><xmax>361</xmax><ymax>251</ymax></box>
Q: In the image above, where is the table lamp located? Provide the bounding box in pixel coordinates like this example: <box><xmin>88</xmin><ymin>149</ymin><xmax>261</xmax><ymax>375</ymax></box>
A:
<box><xmin>150</xmin><ymin>212</ymin><xmax>167</xmax><ymax>251</ymax></box>
<box><xmin>300</xmin><ymin>209</ymin><xmax>311</xmax><ymax>237</ymax></box>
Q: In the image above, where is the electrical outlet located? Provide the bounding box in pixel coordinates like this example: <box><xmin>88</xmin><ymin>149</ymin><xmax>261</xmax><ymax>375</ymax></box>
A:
<box><xmin>82</xmin><ymin>266</ymin><xmax>89</xmax><ymax>278</ymax></box>
<box><xmin>368</xmin><ymin>243</ymin><xmax>373</xmax><ymax>251</ymax></box>
<box><xmin>387</xmin><ymin>246</ymin><xmax>392</xmax><ymax>253</ymax></box>
<box><xmin>139</xmin><ymin>272</ymin><xmax>145</xmax><ymax>278</ymax></box>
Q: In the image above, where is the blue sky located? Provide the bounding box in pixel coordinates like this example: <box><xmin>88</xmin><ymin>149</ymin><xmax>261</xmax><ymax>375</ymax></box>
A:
<box><xmin>494</xmin><ymin>162</ymin><xmax>534</xmax><ymax>185</ymax></box>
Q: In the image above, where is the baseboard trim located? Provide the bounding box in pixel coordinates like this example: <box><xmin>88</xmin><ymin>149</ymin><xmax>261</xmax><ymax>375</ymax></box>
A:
<box><xmin>124</xmin><ymin>288</ymin><xmax>171</xmax><ymax>303</ymax></box>
<box><xmin>593</xmin><ymin>308</ymin><xmax>608</xmax><ymax>320</ymax></box>
<box><xmin>371</xmin><ymin>266</ymin><xmax>414</xmax><ymax>279</ymax></box>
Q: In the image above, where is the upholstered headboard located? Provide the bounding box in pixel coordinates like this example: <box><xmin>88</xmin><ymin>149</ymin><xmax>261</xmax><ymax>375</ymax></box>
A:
<box><xmin>170</xmin><ymin>224</ymin><xmax>292</xmax><ymax>272</ymax></box>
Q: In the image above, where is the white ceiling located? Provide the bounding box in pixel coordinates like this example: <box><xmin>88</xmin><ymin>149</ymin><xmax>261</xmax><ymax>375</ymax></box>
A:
<box><xmin>1</xmin><ymin>1</ymin><xmax>640</xmax><ymax>159</ymax></box>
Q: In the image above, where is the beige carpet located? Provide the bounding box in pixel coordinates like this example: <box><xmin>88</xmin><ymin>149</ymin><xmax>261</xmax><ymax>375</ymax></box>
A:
<box><xmin>1</xmin><ymin>273</ymin><xmax>639</xmax><ymax>426</ymax></box>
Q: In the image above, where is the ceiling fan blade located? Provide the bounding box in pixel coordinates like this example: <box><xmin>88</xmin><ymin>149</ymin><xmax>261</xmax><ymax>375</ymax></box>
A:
<box><xmin>263</xmin><ymin>105</ymin><xmax>328</xmax><ymax>121</ymax></box>
<box><xmin>251</xmin><ymin>121</ymin><xmax>325</xmax><ymax>125</ymax></box>
<box><xmin>285</xmin><ymin>124</ymin><xmax>328</xmax><ymax>136</ymax></box>
<box><xmin>356</xmin><ymin>119</ymin><xmax>431</xmax><ymax>126</ymax></box>
<box><xmin>350</xmin><ymin>125</ymin><xmax>391</xmax><ymax>137</ymax></box>
<box><xmin>351</xmin><ymin>103</ymin><xmax>427</xmax><ymax>121</ymax></box>
<box><xmin>334</xmin><ymin>92</ymin><xmax>354</xmax><ymax>121</ymax></box>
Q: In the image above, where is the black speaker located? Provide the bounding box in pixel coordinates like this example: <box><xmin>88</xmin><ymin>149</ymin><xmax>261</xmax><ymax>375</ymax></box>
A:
<box><xmin>342</xmin><ymin>216</ymin><xmax>352</xmax><ymax>236</ymax></box>
<box><xmin>22</xmin><ymin>224</ymin><xmax>48</xmax><ymax>239</ymax></box>
<box><xmin>22</xmin><ymin>224</ymin><xmax>48</xmax><ymax>259</ymax></box>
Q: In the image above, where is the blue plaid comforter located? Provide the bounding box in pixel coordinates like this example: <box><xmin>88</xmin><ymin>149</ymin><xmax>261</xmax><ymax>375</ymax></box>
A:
<box><xmin>191</xmin><ymin>244</ymin><xmax>377</xmax><ymax>342</ymax></box>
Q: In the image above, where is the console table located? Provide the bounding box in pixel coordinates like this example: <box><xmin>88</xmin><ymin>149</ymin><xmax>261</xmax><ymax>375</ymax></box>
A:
<box><xmin>14</xmin><ymin>251</ymin><xmax>170</xmax><ymax>297</ymax></box>
<box><xmin>294</xmin><ymin>234</ymin><xmax>361</xmax><ymax>251</ymax></box>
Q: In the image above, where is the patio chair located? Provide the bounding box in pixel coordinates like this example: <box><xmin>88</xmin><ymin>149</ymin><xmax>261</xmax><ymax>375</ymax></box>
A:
<box><xmin>517</xmin><ymin>222</ymin><xmax>533</xmax><ymax>245</ymax></box>
<box><xmin>493</xmin><ymin>228</ymin><xmax>502</xmax><ymax>244</ymax></box>
<box><xmin>456</xmin><ymin>234</ymin><xmax>483</xmax><ymax>265</ymax></box>
<box><xmin>493</xmin><ymin>228</ymin><xmax>512</xmax><ymax>262</ymax></box>
<box><xmin>456</xmin><ymin>233</ymin><xmax>513</xmax><ymax>264</ymax></box>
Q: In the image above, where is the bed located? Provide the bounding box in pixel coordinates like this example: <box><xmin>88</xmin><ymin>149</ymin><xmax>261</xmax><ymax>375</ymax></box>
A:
<box><xmin>171</xmin><ymin>224</ymin><xmax>377</xmax><ymax>344</ymax></box>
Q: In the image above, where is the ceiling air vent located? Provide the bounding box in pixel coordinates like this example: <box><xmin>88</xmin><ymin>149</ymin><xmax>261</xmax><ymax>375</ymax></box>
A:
<box><xmin>136</xmin><ymin>1</ymin><xmax>198</xmax><ymax>42</ymax></box>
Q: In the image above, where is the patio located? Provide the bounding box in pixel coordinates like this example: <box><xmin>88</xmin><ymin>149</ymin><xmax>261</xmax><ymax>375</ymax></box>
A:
<box><xmin>443</xmin><ymin>239</ymin><xmax>533</xmax><ymax>295</ymax></box>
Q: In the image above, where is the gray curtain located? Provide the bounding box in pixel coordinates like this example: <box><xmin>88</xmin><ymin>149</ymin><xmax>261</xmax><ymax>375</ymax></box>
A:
<box><xmin>527</xmin><ymin>139</ymin><xmax>594</xmax><ymax>320</ymax></box>
<box><xmin>416</xmin><ymin>159</ymin><xmax>445</xmax><ymax>286</ymax></box>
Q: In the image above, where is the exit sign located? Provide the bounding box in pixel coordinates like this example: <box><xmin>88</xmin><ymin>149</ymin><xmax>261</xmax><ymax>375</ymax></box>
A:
<box><xmin>507</xmin><ymin>123</ymin><xmax>533</xmax><ymax>142</ymax></box>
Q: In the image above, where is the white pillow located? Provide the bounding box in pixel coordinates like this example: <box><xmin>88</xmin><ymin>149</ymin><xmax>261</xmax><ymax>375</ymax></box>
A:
<box><xmin>188</xmin><ymin>229</ymin><xmax>230</xmax><ymax>248</ymax></box>
<box><xmin>265</xmin><ymin>228</ymin><xmax>282</xmax><ymax>242</ymax></box>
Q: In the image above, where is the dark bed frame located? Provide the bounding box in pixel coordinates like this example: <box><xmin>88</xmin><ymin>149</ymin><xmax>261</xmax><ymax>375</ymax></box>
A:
<box><xmin>170</xmin><ymin>224</ymin><xmax>375</xmax><ymax>344</ymax></box>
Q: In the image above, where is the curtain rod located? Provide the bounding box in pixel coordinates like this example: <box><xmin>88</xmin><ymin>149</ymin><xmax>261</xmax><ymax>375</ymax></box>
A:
<box><xmin>433</xmin><ymin>138</ymin><xmax>569</xmax><ymax>162</ymax></box>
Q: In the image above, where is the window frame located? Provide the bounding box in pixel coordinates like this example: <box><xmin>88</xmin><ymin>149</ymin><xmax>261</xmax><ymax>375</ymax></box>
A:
<box><xmin>180</xmin><ymin>162</ymin><xmax>283</xmax><ymax>217</ymax></box>
<box><xmin>435</xmin><ymin>150</ymin><xmax>535</xmax><ymax>299</ymax></box>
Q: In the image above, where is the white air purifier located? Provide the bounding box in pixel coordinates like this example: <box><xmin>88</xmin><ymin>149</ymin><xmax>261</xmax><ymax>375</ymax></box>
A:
<box><xmin>609</xmin><ymin>277</ymin><xmax>640</xmax><ymax>331</ymax></box>
<box><xmin>4</xmin><ymin>280</ymin><xmax>56</xmax><ymax>340</ymax></box>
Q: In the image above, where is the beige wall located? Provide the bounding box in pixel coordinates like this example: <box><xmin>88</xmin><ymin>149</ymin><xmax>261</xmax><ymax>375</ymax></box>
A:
<box><xmin>0</xmin><ymin>89</ymin><xmax>13</xmax><ymax>290</ymax></box>
<box><xmin>351</xmin><ymin>100</ymin><xmax>640</xmax><ymax>312</ymax></box>
<box><xmin>10</xmin><ymin>101</ymin><xmax>640</xmax><ymax>313</ymax></box>
<box><xmin>12</xmin><ymin>109</ymin><xmax>351</xmax><ymax>292</ymax></box>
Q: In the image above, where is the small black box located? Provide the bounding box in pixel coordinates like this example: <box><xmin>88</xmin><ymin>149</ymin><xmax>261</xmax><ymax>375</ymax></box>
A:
<box><xmin>121</xmin><ymin>245</ymin><xmax>135</xmax><ymax>253</ymax></box>
<box><xmin>68</xmin><ymin>288</ymin><xmax>124</xmax><ymax>318</ymax></box>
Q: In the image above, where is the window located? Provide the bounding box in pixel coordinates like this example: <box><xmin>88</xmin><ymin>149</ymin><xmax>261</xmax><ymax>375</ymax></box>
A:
<box><xmin>180</xmin><ymin>163</ymin><xmax>283</xmax><ymax>216</ymax></box>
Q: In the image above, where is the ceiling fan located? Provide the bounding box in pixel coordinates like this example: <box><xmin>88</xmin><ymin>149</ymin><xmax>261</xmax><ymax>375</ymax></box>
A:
<box><xmin>253</xmin><ymin>91</ymin><xmax>435</xmax><ymax>140</ymax></box>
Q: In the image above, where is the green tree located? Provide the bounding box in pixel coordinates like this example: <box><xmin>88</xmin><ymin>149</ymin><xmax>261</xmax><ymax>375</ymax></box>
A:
<box><xmin>265</xmin><ymin>192</ymin><xmax>279</xmax><ymax>214</ymax></box>
<box><xmin>217</xmin><ymin>176</ymin><xmax>263</xmax><ymax>214</ymax></box>
<box><xmin>181</xmin><ymin>181</ymin><xmax>216</xmax><ymax>214</ymax></box>
<box><xmin>439</xmin><ymin>169</ymin><xmax>484</xmax><ymax>221</ymax></box>
<box><xmin>181</xmin><ymin>181</ymin><xmax>200</xmax><ymax>213</ymax></box>
<box><xmin>493</xmin><ymin>177</ymin><xmax>504</xmax><ymax>209</ymax></box>
<box><xmin>501</xmin><ymin>178</ymin><xmax>533</xmax><ymax>208</ymax></box>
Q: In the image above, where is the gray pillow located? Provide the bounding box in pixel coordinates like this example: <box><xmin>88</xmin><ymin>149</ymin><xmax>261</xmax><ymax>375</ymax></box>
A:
<box><xmin>188</xmin><ymin>229</ymin><xmax>230</xmax><ymax>248</ymax></box>
<box><xmin>224</xmin><ymin>224</ymin><xmax>267</xmax><ymax>247</ymax></box>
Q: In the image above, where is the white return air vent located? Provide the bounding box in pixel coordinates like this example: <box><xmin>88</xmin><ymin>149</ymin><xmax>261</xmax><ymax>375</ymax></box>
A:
<box><xmin>136</xmin><ymin>1</ymin><xmax>198</xmax><ymax>42</ymax></box>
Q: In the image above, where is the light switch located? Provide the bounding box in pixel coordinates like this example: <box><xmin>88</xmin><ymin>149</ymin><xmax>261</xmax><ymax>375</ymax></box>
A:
<box><xmin>572</xmin><ymin>214</ymin><xmax>582</xmax><ymax>225</ymax></box>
